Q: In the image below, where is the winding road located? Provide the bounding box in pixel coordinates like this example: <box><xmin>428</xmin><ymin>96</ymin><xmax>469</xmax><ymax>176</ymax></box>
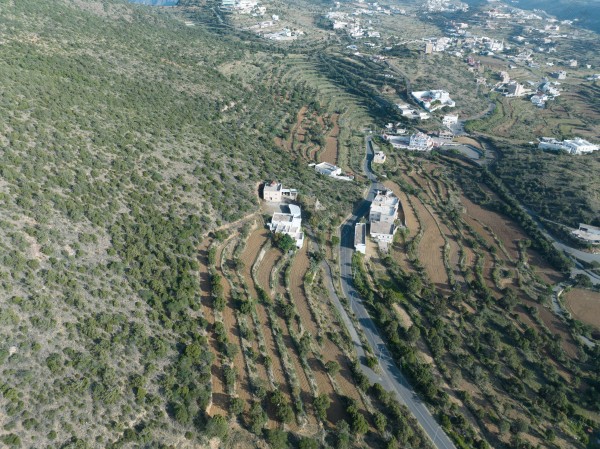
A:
<box><xmin>322</xmin><ymin>136</ymin><xmax>456</xmax><ymax>449</ymax></box>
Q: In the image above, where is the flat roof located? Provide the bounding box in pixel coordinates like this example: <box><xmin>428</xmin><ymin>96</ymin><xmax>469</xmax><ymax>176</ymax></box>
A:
<box><xmin>371</xmin><ymin>221</ymin><xmax>395</xmax><ymax>236</ymax></box>
<box><xmin>355</xmin><ymin>223</ymin><xmax>366</xmax><ymax>246</ymax></box>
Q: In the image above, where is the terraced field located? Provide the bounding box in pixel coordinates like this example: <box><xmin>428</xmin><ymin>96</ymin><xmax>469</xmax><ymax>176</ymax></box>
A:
<box><xmin>201</xmin><ymin>223</ymin><xmax>370</xmax><ymax>430</ymax></box>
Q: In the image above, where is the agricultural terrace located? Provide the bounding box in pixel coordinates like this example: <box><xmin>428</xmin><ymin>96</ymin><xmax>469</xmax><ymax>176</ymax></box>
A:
<box><xmin>199</xmin><ymin>219</ymin><xmax>375</xmax><ymax>440</ymax></box>
<box><xmin>362</xmin><ymin>148</ymin><xmax>600</xmax><ymax>449</ymax></box>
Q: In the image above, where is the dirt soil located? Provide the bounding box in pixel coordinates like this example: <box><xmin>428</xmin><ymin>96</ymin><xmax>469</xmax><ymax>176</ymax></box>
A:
<box><xmin>564</xmin><ymin>288</ymin><xmax>600</xmax><ymax>329</ymax></box>
<box><xmin>320</xmin><ymin>113</ymin><xmax>340</xmax><ymax>164</ymax></box>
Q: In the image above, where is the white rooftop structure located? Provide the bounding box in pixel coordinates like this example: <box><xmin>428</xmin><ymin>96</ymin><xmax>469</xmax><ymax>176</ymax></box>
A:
<box><xmin>373</xmin><ymin>151</ymin><xmax>386</xmax><ymax>164</ymax></box>
<box><xmin>538</xmin><ymin>137</ymin><xmax>599</xmax><ymax>155</ymax></box>
<box><xmin>268</xmin><ymin>204</ymin><xmax>304</xmax><ymax>248</ymax></box>
<box><xmin>315</xmin><ymin>162</ymin><xmax>342</xmax><ymax>177</ymax></box>
<box><xmin>369</xmin><ymin>189</ymin><xmax>401</xmax><ymax>250</ymax></box>
<box><xmin>354</xmin><ymin>223</ymin><xmax>367</xmax><ymax>254</ymax></box>
<box><xmin>412</xmin><ymin>90</ymin><xmax>455</xmax><ymax>111</ymax></box>
<box><xmin>409</xmin><ymin>132</ymin><xmax>434</xmax><ymax>151</ymax></box>
<box><xmin>572</xmin><ymin>224</ymin><xmax>600</xmax><ymax>245</ymax></box>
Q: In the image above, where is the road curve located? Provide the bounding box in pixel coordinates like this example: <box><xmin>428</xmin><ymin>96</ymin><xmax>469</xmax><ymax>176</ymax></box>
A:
<box><xmin>328</xmin><ymin>135</ymin><xmax>457</xmax><ymax>449</ymax></box>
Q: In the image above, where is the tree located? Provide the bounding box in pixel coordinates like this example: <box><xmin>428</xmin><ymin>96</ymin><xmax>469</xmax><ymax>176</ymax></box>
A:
<box><xmin>266</xmin><ymin>429</ymin><xmax>289</xmax><ymax>449</ymax></box>
<box><xmin>272</xmin><ymin>233</ymin><xmax>296</xmax><ymax>252</ymax></box>
<box><xmin>313</xmin><ymin>394</ymin><xmax>331</xmax><ymax>422</ymax></box>
<box><xmin>298</xmin><ymin>438</ymin><xmax>319</xmax><ymax>449</ymax></box>
<box><xmin>205</xmin><ymin>415</ymin><xmax>228</xmax><ymax>440</ymax></box>
<box><xmin>325</xmin><ymin>360</ymin><xmax>340</xmax><ymax>376</ymax></box>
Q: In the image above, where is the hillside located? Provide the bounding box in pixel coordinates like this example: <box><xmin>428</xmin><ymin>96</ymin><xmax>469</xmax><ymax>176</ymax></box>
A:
<box><xmin>0</xmin><ymin>0</ymin><xmax>363</xmax><ymax>447</ymax></box>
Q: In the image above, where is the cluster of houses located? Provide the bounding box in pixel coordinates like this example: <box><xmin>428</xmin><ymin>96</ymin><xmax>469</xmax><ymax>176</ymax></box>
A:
<box><xmin>355</xmin><ymin>189</ymin><xmax>403</xmax><ymax>254</ymax></box>
<box><xmin>538</xmin><ymin>137</ymin><xmax>599</xmax><ymax>155</ymax></box>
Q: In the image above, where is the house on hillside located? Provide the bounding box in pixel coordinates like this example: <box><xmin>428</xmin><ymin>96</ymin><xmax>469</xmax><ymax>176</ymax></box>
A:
<box><xmin>538</xmin><ymin>137</ymin><xmax>599</xmax><ymax>155</ymax></box>
<box><xmin>411</xmin><ymin>90</ymin><xmax>455</xmax><ymax>112</ymax></box>
<box><xmin>373</xmin><ymin>151</ymin><xmax>386</xmax><ymax>164</ymax></box>
<box><xmin>263</xmin><ymin>181</ymin><xmax>298</xmax><ymax>202</ymax></box>
<box><xmin>268</xmin><ymin>204</ymin><xmax>304</xmax><ymax>248</ymax></box>
<box><xmin>409</xmin><ymin>132</ymin><xmax>434</xmax><ymax>151</ymax></box>
<box><xmin>369</xmin><ymin>189</ymin><xmax>401</xmax><ymax>251</ymax></box>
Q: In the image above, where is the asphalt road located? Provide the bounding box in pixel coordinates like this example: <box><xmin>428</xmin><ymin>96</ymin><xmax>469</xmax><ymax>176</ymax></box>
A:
<box><xmin>329</xmin><ymin>136</ymin><xmax>457</xmax><ymax>449</ymax></box>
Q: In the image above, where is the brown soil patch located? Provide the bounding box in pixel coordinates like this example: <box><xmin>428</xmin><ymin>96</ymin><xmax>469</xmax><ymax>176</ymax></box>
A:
<box><xmin>527</xmin><ymin>249</ymin><xmax>564</xmax><ymax>285</ymax></box>
<box><xmin>455</xmin><ymin>136</ymin><xmax>483</xmax><ymax>150</ymax></box>
<box><xmin>461</xmin><ymin>196</ymin><xmax>524</xmax><ymax>261</ymax></box>
<box><xmin>320</xmin><ymin>113</ymin><xmax>340</xmax><ymax>165</ymax></box>
<box><xmin>564</xmin><ymin>288</ymin><xmax>600</xmax><ymax>330</ymax></box>
<box><xmin>412</xmin><ymin>197</ymin><xmax>448</xmax><ymax>287</ymax></box>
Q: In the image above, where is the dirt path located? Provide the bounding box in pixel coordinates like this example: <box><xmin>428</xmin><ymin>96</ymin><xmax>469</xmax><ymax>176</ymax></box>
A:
<box><xmin>320</xmin><ymin>113</ymin><xmax>340</xmax><ymax>164</ymax></box>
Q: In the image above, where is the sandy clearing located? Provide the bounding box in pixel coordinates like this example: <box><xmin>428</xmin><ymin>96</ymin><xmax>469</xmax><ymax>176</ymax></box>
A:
<box><xmin>564</xmin><ymin>288</ymin><xmax>600</xmax><ymax>330</ymax></box>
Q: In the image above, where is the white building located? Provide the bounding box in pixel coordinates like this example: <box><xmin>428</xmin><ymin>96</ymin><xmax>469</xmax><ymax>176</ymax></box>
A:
<box><xmin>505</xmin><ymin>81</ymin><xmax>525</xmax><ymax>97</ymax></box>
<box><xmin>531</xmin><ymin>94</ymin><xmax>548</xmax><ymax>108</ymax></box>
<box><xmin>354</xmin><ymin>223</ymin><xmax>367</xmax><ymax>254</ymax></box>
<box><xmin>538</xmin><ymin>137</ymin><xmax>599</xmax><ymax>155</ymax></box>
<box><xmin>263</xmin><ymin>181</ymin><xmax>298</xmax><ymax>202</ymax></box>
<box><xmin>409</xmin><ymin>132</ymin><xmax>434</xmax><ymax>151</ymax></box>
<box><xmin>268</xmin><ymin>204</ymin><xmax>304</xmax><ymax>248</ymax></box>
<box><xmin>442</xmin><ymin>115</ymin><xmax>458</xmax><ymax>127</ymax></box>
<box><xmin>412</xmin><ymin>90</ymin><xmax>455</xmax><ymax>111</ymax></box>
<box><xmin>369</xmin><ymin>190</ymin><xmax>400</xmax><ymax>249</ymax></box>
<box><xmin>540</xmin><ymin>82</ymin><xmax>560</xmax><ymax>97</ymax></box>
<box><xmin>373</xmin><ymin>151</ymin><xmax>386</xmax><ymax>164</ymax></box>
<box><xmin>553</xmin><ymin>71</ymin><xmax>567</xmax><ymax>80</ymax></box>
<box><xmin>314</xmin><ymin>162</ymin><xmax>342</xmax><ymax>177</ymax></box>
<box><xmin>572</xmin><ymin>224</ymin><xmax>600</xmax><ymax>245</ymax></box>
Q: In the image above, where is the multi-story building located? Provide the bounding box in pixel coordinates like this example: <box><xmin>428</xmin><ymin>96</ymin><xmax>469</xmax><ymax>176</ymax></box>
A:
<box><xmin>409</xmin><ymin>132</ymin><xmax>434</xmax><ymax>151</ymax></box>
<box><xmin>369</xmin><ymin>190</ymin><xmax>401</xmax><ymax>249</ymax></box>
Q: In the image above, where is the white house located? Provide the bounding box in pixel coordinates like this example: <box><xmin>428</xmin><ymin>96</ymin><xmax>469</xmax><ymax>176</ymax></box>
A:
<box><xmin>373</xmin><ymin>151</ymin><xmax>386</xmax><ymax>164</ymax></box>
<box><xmin>412</xmin><ymin>90</ymin><xmax>455</xmax><ymax>112</ymax></box>
<box><xmin>531</xmin><ymin>94</ymin><xmax>548</xmax><ymax>108</ymax></box>
<box><xmin>505</xmin><ymin>81</ymin><xmax>525</xmax><ymax>97</ymax></box>
<box><xmin>268</xmin><ymin>204</ymin><xmax>304</xmax><ymax>248</ymax></box>
<box><xmin>354</xmin><ymin>223</ymin><xmax>367</xmax><ymax>254</ymax></box>
<box><xmin>442</xmin><ymin>115</ymin><xmax>459</xmax><ymax>127</ymax></box>
<box><xmin>409</xmin><ymin>132</ymin><xmax>434</xmax><ymax>151</ymax></box>
<box><xmin>314</xmin><ymin>162</ymin><xmax>342</xmax><ymax>177</ymax></box>
<box><xmin>369</xmin><ymin>190</ymin><xmax>401</xmax><ymax>250</ymax></box>
<box><xmin>538</xmin><ymin>137</ymin><xmax>599</xmax><ymax>155</ymax></box>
